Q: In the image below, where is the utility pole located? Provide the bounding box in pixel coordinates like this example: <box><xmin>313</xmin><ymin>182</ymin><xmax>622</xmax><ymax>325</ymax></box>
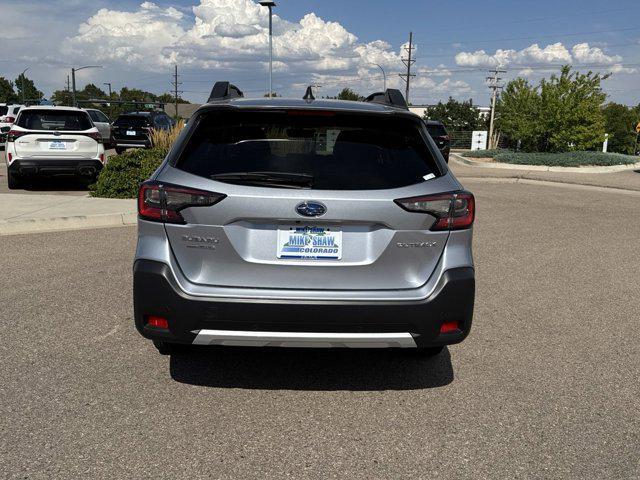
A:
<box><xmin>399</xmin><ymin>32</ymin><xmax>416</xmax><ymax>103</ymax></box>
<box><xmin>487</xmin><ymin>67</ymin><xmax>506</xmax><ymax>149</ymax></box>
<box><xmin>103</xmin><ymin>82</ymin><xmax>112</xmax><ymax>99</ymax></box>
<box><xmin>171</xmin><ymin>64</ymin><xmax>182</xmax><ymax>118</ymax></box>
<box><xmin>66</xmin><ymin>76</ymin><xmax>71</xmax><ymax>106</ymax></box>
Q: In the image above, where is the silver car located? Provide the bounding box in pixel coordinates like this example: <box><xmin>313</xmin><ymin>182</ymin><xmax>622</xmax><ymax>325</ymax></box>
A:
<box><xmin>85</xmin><ymin>108</ymin><xmax>112</xmax><ymax>147</ymax></box>
<box><xmin>134</xmin><ymin>83</ymin><xmax>475</xmax><ymax>356</ymax></box>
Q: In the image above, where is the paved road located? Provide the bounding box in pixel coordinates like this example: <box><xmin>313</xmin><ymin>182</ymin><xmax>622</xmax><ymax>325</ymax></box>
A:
<box><xmin>1</xmin><ymin>180</ymin><xmax>639</xmax><ymax>479</ymax></box>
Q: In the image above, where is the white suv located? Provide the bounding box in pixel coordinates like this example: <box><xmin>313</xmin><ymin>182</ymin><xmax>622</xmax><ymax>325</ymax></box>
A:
<box><xmin>0</xmin><ymin>104</ymin><xmax>25</xmax><ymax>126</ymax></box>
<box><xmin>5</xmin><ymin>106</ymin><xmax>105</xmax><ymax>189</ymax></box>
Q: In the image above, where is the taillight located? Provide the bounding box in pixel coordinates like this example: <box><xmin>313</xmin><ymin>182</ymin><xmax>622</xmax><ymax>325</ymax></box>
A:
<box><xmin>5</xmin><ymin>116</ymin><xmax>15</xmax><ymax>124</ymax></box>
<box><xmin>85</xmin><ymin>131</ymin><xmax>103</xmax><ymax>143</ymax></box>
<box><xmin>138</xmin><ymin>181</ymin><xmax>226</xmax><ymax>224</ymax></box>
<box><xmin>395</xmin><ymin>191</ymin><xmax>475</xmax><ymax>231</ymax></box>
<box><xmin>7</xmin><ymin>130</ymin><xmax>26</xmax><ymax>142</ymax></box>
<box><xmin>440</xmin><ymin>135</ymin><xmax>450</xmax><ymax>141</ymax></box>
<box><xmin>99</xmin><ymin>153</ymin><xmax>105</xmax><ymax>163</ymax></box>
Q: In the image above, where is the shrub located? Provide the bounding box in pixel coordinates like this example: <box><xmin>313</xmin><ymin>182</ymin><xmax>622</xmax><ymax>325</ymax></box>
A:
<box><xmin>90</xmin><ymin>148</ymin><xmax>166</xmax><ymax>198</ymax></box>
<box><xmin>149</xmin><ymin>121</ymin><xmax>184</xmax><ymax>151</ymax></box>
<box><xmin>463</xmin><ymin>149</ymin><xmax>638</xmax><ymax>167</ymax></box>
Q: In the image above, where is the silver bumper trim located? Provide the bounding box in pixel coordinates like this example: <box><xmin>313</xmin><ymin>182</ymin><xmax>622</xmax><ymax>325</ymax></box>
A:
<box><xmin>191</xmin><ymin>329</ymin><xmax>417</xmax><ymax>348</ymax></box>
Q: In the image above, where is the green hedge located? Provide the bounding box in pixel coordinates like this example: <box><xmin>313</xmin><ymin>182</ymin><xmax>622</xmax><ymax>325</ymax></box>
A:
<box><xmin>90</xmin><ymin>148</ymin><xmax>167</xmax><ymax>198</ymax></box>
<box><xmin>463</xmin><ymin>149</ymin><xmax>638</xmax><ymax>167</ymax></box>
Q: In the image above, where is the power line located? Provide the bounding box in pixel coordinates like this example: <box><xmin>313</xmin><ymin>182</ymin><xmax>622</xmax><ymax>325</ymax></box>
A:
<box><xmin>487</xmin><ymin>68</ymin><xmax>506</xmax><ymax>149</ymax></box>
<box><xmin>399</xmin><ymin>31</ymin><xmax>416</xmax><ymax>102</ymax></box>
<box><xmin>171</xmin><ymin>64</ymin><xmax>183</xmax><ymax>117</ymax></box>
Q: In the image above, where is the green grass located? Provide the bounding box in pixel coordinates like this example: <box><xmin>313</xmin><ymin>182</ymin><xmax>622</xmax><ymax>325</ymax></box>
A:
<box><xmin>462</xmin><ymin>149</ymin><xmax>638</xmax><ymax>167</ymax></box>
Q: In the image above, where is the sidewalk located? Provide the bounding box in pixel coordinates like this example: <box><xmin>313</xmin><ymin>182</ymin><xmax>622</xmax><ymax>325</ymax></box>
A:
<box><xmin>450</xmin><ymin>154</ymin><xmax>640</xmax><ymax>192</ymax></box>
<box><xmin>0</xmin><ymin>193</ymin><xmax>136</xmax><ymax>235</ymax></box>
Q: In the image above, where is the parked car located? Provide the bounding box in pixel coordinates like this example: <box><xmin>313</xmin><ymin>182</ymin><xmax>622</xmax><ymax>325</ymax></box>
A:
<box><xmin>134</xmin><ymin>82</ymin><xmax>475</xmax><ymax>356</ymax></box>
<box><xmin>4</xmin><ymin>106</ymin><xmax>105</xmax><ymax>189</ymax></box>
<box><xmin>84</xmin><ymin>108</ymin><xmax>112</xmax><ymax>148</ymax></box>
<box><xmin>0</xmin><ymin>105</ymin><xmax>25</xmax><ymax>148</ymax></box>
<box><xmin>0</xmin><ymin>125</ymin><xmax>9</xmax><ymax>150</ymax></box>
<box><xmin>0</xmin><ymin>104</ymin><xmax>24</xmax><ymax>124</ymax></box>
<box><xmin>425</xmin><ymin>120</ymin><xmax>450</xmax><ymax>162</ymax></box>
<box><xmin>111</xmin><ymin>111</ymin><xmax>175</xmax><ymax>154</ymax></box>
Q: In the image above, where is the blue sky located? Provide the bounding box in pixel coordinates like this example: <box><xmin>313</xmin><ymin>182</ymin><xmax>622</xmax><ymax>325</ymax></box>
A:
<box><xmin>1</xmin><ymin>0</ymin><xmax>639</xmax><ymax>105</ymax></box>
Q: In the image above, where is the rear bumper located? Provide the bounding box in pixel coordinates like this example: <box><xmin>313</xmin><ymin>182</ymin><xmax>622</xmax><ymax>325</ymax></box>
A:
<box><xmin>133</xmin><ymin>259</ymin><xmax>475</xmax><ymax>349</ymax></box>
<box><xmin>8</xmin><ymin>159</ymin><xmax>103</xmax><ymax>176</ymax></box>
<box><xmin>113</xmin><ymin>137</ymin><xmax>151</xmax><ymax>149</ymax></box>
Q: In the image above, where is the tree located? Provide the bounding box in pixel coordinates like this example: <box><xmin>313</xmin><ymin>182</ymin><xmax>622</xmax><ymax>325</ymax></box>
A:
<box><xmin>336</xmin><ymin>88</ymin><xmax>362</xmax><ymax>101</ymax></box>
<box><xmin>495</xmin><ymin>79</ymin><xmax>540</xmax><ymax>151</ymax></box>
<box><xmin>497</xmin><ymin>66</ymin><xmax>608</xmax><ymax>152</ymax></box>
<box><xmin>157</xmin><ymin>92</ymin><xmax>189</xmax><ymax>104</ymax></box>
<box><xmin>15</xmin><ymin>74</ymin><xmax>43</xmax><ymax>103</ymax></box>
<box><xmin>602</xmin><ymin>103</ymin><xmax>639</xmax><ymax>155</ymax></box>
<box><xmin>0</xmin><ymin>77</ymin><xmax>18</xmax><ymax>103</ymax></box>
<box><xmin>424</xmin><ymin>97</ymin><xmax>486</xmax><ymax>131</ymax></box>
<box><xmin>50</xmin><ymin>89</ymin><xmax>73</xmax><ymax>107</ymax></box>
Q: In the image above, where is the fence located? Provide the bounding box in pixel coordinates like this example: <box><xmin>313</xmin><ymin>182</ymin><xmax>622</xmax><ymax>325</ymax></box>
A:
<box><xmin>448</xmin><ymin>131</ymin><xmax>509</xmax><ymax>150</ymax></box>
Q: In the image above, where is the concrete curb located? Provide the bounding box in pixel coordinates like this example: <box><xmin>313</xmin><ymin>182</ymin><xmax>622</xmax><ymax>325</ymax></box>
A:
<box><xmin>451</xmin><ymin>153</ymin><xmax>640</xmax><ymax>173</ymax></box>
<box><xmin>0</xmin><ymin>212</ymin><xmax>137</xmax><ymax>236</ymax></box>
<box><xmin>458</xmin><ymin>176</ymin><xmax>640</xmax><ymax>196</ymax></box>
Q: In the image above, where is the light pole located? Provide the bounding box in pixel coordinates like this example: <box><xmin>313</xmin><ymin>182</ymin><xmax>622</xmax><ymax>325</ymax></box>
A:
<box><xmin>370</xmin><ymin>63</ymin><xmax>386</xmax><ymax>90</ymax></box>
<box><xmin>259</xmin><ymin>1</ymin><xmax>276</xmax><ymax>98</ymax></box>
<box><xmin>20</xmin><ymin>68</ymin><xmax>30</xmax><ymax>104</ymax></box>
<box><xmin>71</xmin><ymin>65</ymin><xmax>103</xmax><ymax>107</ymax></box>
<box><xmin>103</xmin><ymin>82</ymin><xmax>112</xmax><ymax>99</ymax></box>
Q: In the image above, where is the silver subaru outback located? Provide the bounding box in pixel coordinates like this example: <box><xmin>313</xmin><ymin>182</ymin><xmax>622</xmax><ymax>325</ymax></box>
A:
<box><xmin>134</xmin><ymin>83</ymin><xmax>475</xmax><ymax>356</ymax></box>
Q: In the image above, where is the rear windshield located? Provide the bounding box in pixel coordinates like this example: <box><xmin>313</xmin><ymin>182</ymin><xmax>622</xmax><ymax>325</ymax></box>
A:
<box><xmin>88</xmin><ymin>110</ymin><xmax>109</xmax><ymax>123</ymax></box>
<box><xmin>0</xmin><ymin>106</ymin><xmax>8</xmax><ymax>116</ymax></box>
<box><xmin>426</xmin><ymin>123</ymin><xmax>447</xmax><ymax>138</ymax></box>
<box><xmin>114</xmin><ymin>115</ymin><xmax>150</xmax><ymax>128</ymax></box>
<box><xmin>16</xmin><ymin>110</ymin><xmax>92</xmax><ymax>131</ymax></box>
<box><xmin>175</xmin><ymin>111</ymin><xmax>439</xmax><ymax>190</ymax></box>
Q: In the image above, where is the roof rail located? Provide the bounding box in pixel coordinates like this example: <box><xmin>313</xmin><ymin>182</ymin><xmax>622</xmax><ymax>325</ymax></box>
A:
<box><xmin>363</xmin><ymin>88</ymin><xmax>408</xmax><ymax>110</ymax></box>
<box><xmin>207</xmin><ymin>81</ymin><xmax>244</xmax><ymax>102</ymax></box>
<box><xmin>303</xmin><ymin>86</ymin><xmax>315</xmax><ymax>101</ymax></box>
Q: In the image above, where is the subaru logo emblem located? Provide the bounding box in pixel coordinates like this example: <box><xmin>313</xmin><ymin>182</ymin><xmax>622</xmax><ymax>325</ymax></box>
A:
<box><xmin>296</xmin><ymin>201</ymin><xmax>326</xmax><ymax>217</ymax></box>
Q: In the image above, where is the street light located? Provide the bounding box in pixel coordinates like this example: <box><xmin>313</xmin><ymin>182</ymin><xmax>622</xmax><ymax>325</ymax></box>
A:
<box><xmin>20</xmin><ymin>67</ymin><xmax>30</xmax><ymax>104</ymax></box>
<box><xmin>71</xmin><ymin>65</ymin><xmax>103</xmax><ymax>107</ymax></box>
<box><xmin>369</xmin><ymin>63</ymin><xmax>387</xmax><ymax>91</ymax></box>
<box><xmin>259</xmin><ymin>1</ymin><xmax>276</xmax><ymax>98</ymax></box>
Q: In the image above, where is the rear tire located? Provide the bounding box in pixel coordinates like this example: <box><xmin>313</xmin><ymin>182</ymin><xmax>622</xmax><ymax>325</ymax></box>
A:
<box><xmin>7</xmin><ymin>170</ymin><xmax>21</xmax><ymax>190</ymax></box>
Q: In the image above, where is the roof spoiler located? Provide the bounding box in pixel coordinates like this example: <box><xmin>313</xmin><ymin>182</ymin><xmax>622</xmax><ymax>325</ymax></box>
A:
<box><xmin>303</xmin><ymin>86</ymin><xmax>315</xmax><ymax>101</ymax></box>
<box><xmin>363</xmin><ymin>88</ymin><xmax>408</xmax><ymax>110</ymax></box>
<box><xmin>207</xmin><ymin>81</ymin><xmax>244</xmax><ymax>102</ymax></box>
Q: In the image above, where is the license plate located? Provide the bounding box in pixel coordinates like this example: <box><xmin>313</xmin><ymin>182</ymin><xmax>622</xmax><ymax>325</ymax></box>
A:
<box><xmin>277</xmin><ymin>226</ymin><xmax>342</xmax><ymax>260</ymax></box>
<box><xmin>49</xmin><ymin>140</ymin><xmax>66</xmax><ymax>150</ymax></box>
<box><xmin>126</xmin><ymin>130</ymin><xmax>136</xmax><ymax>136</ymax></box>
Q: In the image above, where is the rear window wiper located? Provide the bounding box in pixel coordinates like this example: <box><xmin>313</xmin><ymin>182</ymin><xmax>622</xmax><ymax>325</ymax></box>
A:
<box><xmin>211</xmin><ymin>171</ymin><xmax>314</xmax><ymax>188</ymax></box>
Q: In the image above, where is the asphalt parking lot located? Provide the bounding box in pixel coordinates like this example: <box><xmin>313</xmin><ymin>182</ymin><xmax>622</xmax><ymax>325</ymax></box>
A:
<box><xmin>1</xmin><ymin>179</ymin><xmax>639</xmax><ymax>479</ymax></box>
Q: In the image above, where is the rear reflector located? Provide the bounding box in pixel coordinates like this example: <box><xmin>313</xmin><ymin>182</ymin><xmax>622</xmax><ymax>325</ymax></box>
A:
<box><xmin>440</xmin><ymin>320</ymin><xmax>461</xmax><ymax>334</ymax></box>
<box><xmin>7</xmin><ymin>153</ymin><xmax>12</xmax><ymax>162</ymax></box>
<box><xmin>146</xmin><ymin>315</ymin><xmax>169</xmax><ymax>329</ymax></box>
<box><xmin>138</xmin><ymin>181</ymin><xmax>226</xmax><ymax>224</ymax></box>
<box><xmin>394</xmin><ymin>191</ymin><xmax>475</xmax><ymax>231</ymax></box>
<box><xmin>99</xmin><ymin>153</ymin><xmax>105</xmax><ymax>163</ymax></box>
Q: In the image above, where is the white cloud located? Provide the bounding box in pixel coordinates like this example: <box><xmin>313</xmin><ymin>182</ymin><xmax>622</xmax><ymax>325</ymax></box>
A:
<box><xmin>455</xmin><ymin>43</ymin><xmax>572</xmax><ymax>68</ymax></box>
<box><xmin>571</xmin><ymin>43</ymin><xmax>622</xmax><ymax>65</ymax></box>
